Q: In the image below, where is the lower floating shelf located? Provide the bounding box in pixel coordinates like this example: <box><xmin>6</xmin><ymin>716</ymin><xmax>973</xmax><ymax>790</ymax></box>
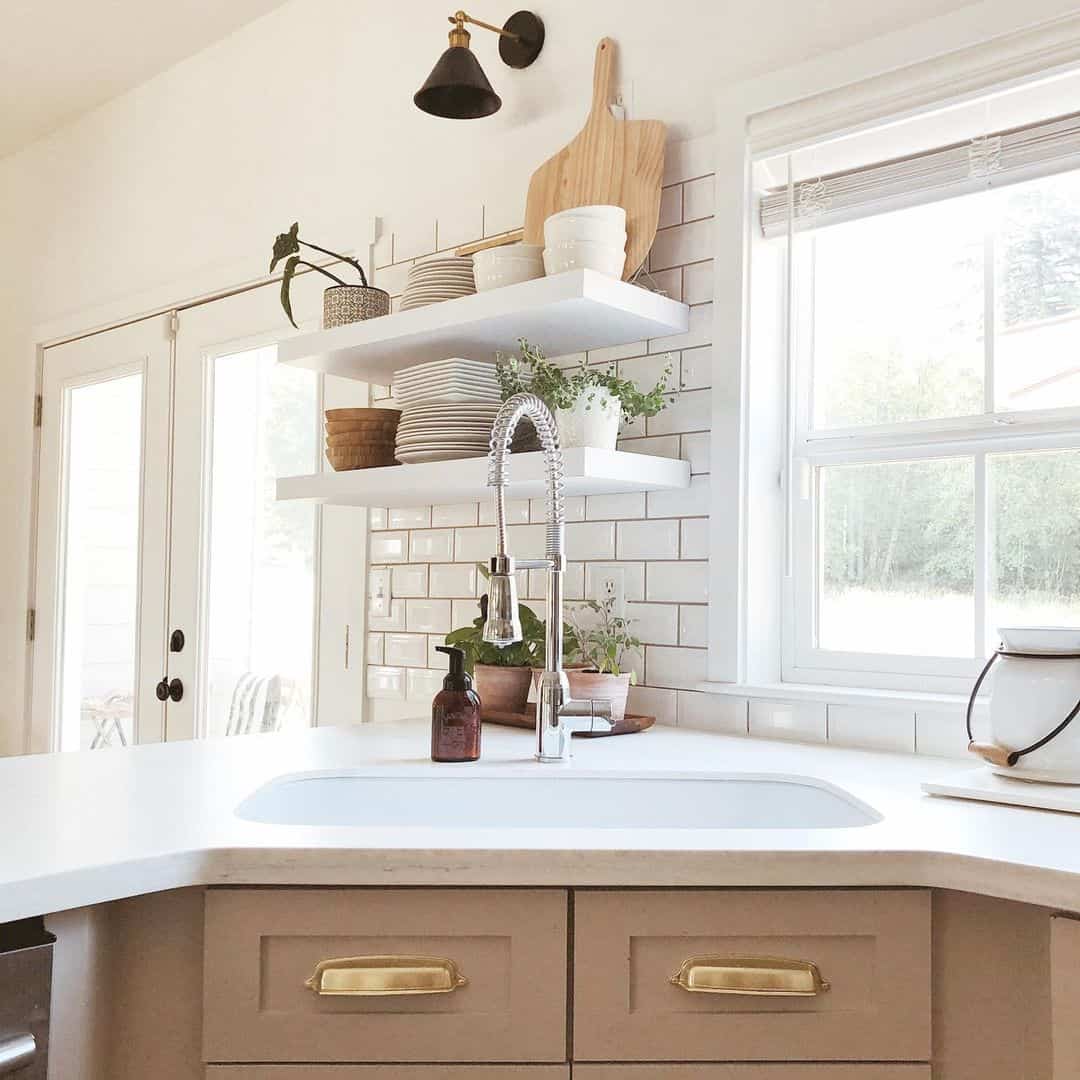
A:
<box><xmin>277</xmin><ymin>447</ymin><xmax>691</xmax><ymax>507</ymax></box>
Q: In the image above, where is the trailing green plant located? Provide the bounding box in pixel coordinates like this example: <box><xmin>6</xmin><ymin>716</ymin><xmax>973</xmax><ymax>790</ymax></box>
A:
<box><xmin>444</xmin><ymin>563</ymin><xmax>579</xmax><ymax>673</ymax></box>
<box><xmin>269</xmin><ymin>222</ymin><xmax>371</xmax><ymax>329</ymax></box>
<box><xmin>495</xmin><ymin>338</ymin><xmax>673</xmax><ymax>425</ymax></box>
<box><xmin>565</xmin><ymin>596</ymin><xmax>642</xmax><ymax>680</ymax></box>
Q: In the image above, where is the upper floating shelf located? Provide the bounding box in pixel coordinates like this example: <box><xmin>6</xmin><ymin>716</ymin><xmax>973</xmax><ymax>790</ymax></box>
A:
<box><xmin>277</xmin><ymin>269</ymin><xmax>690</xmax><ymax>384</ymax></box>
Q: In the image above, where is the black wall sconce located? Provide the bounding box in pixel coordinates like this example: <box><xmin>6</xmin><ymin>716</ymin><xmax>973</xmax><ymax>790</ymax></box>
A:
<box><xmin>414</xmin><ymin>9</ymin><xmax>545</xmax><ymax>119</ymax></box>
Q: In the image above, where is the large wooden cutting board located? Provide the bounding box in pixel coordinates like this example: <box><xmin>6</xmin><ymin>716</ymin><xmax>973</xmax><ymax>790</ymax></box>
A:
<box><xmin>523</xmin><ymin>38</ymin><xmax>666</xmax><ymax>280</ymax></box>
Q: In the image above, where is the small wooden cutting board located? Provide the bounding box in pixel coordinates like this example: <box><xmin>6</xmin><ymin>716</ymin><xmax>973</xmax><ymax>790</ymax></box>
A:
<box><xmin>523</xmin><ymin>37</ymin><xmax>666</xmax><ymax>280</ymax></box>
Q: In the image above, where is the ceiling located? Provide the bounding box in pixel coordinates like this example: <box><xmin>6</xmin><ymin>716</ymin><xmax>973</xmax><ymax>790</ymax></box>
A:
<box><xmin>1</xmin><ymin>0</ymin><xmax>291</xmax><ymax>159</ymax></box>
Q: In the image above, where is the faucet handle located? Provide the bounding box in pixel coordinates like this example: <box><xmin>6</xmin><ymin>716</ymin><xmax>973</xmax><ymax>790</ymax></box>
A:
<box><xmin>559</xmin><ymin>697</ymin><xmax>616</xmax><ymax>734</ymax></box>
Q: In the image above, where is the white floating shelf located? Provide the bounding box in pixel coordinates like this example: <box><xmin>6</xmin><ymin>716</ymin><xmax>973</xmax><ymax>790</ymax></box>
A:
<box><xmin>277</xmin><ymin>448</ymin><xmax>691</xmax><ymax>508</ymax></box>
<box><xmin>277</xmin><ymin>269</ymin><xmax>689</xmax><ymax>383</ymax></box>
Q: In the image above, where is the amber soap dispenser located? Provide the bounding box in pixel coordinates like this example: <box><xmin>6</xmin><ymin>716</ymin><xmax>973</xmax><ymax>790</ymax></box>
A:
<box><xmin>431</xmin><ymin>646</ymin><xmax>481</xmax><ymax>762</ymax></box>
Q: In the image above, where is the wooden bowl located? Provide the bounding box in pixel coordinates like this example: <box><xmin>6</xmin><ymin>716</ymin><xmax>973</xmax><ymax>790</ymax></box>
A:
<box><xmin>325</xmin><ymin>445</ymin><xmax>398</xmax><ymax>471</ymax></box>
<box><xmin>325</xmin><ymin>430</ymin><xmax>398</xmax><ymax>449</ymax></box>
<box><xmin>325</xmin><ymin>419</ymin><xmax>400</xmax><ymax>436</ymax></box>
<box><xmin>325</xmin><ymin>407</ymin><xmax>401</xmax><ymax>423</ymax></box>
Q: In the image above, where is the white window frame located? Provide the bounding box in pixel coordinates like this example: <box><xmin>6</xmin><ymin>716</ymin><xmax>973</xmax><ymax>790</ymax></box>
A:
<box><xmin>705</xmin><ymin>0</ymin><xmax>1080</xmax><ymax>699</ymax></box>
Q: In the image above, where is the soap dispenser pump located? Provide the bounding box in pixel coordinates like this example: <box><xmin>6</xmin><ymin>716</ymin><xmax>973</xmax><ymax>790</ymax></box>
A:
<box><xmin>431</xmin><ymin>646</ymin><xmax>482</xmax><ymax>762</ymax></box>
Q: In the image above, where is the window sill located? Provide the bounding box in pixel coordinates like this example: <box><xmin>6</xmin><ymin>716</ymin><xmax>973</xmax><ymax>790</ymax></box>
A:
<box><xmin>697</xmin><ymin>680</ymin><xmax>972</xmax><ymax>712</ymax></box>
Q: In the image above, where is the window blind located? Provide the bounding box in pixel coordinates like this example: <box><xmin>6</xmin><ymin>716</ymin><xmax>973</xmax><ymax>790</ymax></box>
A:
<box><xmin>759</xmin><ymin>109</ymin><xmax>1080</xmax><ymax>238</ymax></box>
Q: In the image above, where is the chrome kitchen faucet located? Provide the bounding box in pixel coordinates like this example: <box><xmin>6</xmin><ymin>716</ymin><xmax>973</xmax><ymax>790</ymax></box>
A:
<box><xmin>483</xmin><ymin>393</ymin><xmax>615</xmax><ymax>761</ymax></box>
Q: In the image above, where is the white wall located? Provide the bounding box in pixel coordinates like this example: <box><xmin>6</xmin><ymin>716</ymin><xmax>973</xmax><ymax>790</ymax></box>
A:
<box><xmin>0</xmin><ymin>0</ymin><xmax>990</xmax><ymax>754</ymax></box>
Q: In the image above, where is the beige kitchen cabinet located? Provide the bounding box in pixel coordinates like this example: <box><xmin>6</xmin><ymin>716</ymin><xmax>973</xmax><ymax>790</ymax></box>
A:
<box><xmin>573</xmin><ymin>889</ymin><xmax>931</xmax><ymax>1063</ymax></box>
<box><xmin>574</xmin><ymin>1069</ymin><xmax>930</xmax><ymax>1079</ymax></box>
<box><xmin>1051</xmin><ymin>914</ymin><xmax>1080</xmax><ymax>1078</ymax></box>
<box><xmin>203</xmin><ymin>888</ymin><xmax>568</xmax><ymax>1064</ymax></box>
<box><xmin>206</xmin><ymin>1069</ymin><xmax>570</xmax><ymax>1078</ymax></box>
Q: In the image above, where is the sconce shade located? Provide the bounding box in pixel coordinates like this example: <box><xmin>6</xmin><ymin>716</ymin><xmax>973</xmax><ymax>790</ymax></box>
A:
<box><xmin>414</xmin><ymin>45</ymin><xmax>502</xmax><ymax>119</ymax></box>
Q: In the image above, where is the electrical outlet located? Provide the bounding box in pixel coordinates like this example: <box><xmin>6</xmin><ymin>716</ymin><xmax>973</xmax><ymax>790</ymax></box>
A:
<box><xmin>368</xmin><ymin>568</ymin><xmax>391</xmax><ymax>618</ymax></box>
<box><xmin>598</xmin><ymin>568</ymin><xmax>626</xmax><ymax>616</ymax></box>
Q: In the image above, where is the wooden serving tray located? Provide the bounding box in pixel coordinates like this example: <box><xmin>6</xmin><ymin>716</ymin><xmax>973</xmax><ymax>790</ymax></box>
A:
<box><xmin>482</xmin><ymin>709</ymin><xmax>655</xmax><ymax>738</ymax></box>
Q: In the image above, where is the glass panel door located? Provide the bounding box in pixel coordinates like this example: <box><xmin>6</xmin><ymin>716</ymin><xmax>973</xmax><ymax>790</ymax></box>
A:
<box><xmin>32</xmin><ymin>316</ymin><xmax>172</xmax><ymax>752</ymax></box>
<box><xmin>168</xmin><ymin>280</ymin><xmax>366</xmax><ymax>741</ymax></box>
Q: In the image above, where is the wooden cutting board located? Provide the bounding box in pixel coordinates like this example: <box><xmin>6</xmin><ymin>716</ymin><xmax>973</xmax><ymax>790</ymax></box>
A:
<box><xmin>523</xmin><ymin>37</ymin><xmax>666</xmax><ymax>280</ymax></box>
<box><xmin>482</xmin><ymin>709</ymin><xmax>656</xmax><ymax>737</ymax></box>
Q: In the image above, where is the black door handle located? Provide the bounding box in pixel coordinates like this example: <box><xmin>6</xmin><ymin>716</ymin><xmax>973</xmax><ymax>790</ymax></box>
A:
<box><xmin>155</xmin><ymin>677</ymin><xmax>184</xmax><ymax>703</ymax></box>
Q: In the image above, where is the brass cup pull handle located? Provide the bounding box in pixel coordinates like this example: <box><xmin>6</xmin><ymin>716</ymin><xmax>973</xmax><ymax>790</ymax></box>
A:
<box><xmin>670</xmin><ymin>955</ymin><xmax>830</xmax><ymax>997</ymax></box>
<box><xmin>304</xmin><ymin>954</ymin><xmax>468</xmax><ymax>996</ymax></box>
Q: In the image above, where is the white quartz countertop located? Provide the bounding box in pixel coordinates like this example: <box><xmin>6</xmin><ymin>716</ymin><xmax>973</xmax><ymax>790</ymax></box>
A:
<box><xmin>3</xmin><ymin>718</ymin><xmax>1080</xmax><ymax>922</ymax></box>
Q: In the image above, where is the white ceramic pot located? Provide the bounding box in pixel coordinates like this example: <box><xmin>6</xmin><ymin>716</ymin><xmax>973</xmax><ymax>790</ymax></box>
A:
<box><xmin>543</xmin><ymin>244</ymin><xmax>626</xmax><ymax>279</ymax></box>
<box><xmin>545</xmin><ymin>204</ymin><xmax>627</xmax><ymax>228</ymax></box>
<box><xmin>981</xmin><ymin>626</ymin><xmax>1080</xmax><ymax>783</ymax></box>
<box><xmin>545</xmin><ymin>216</ymin><xmax>627</xmax><ymax>247</ymax></box>
<box><xmin>472</xmin><ymin>244</ymin><xmax>544</xmax><ymax>291</ymax></box>
<box><xmin>554</xmin><ymin>387</ymin><xmax>621</xmax><ymax>449</ymax></box>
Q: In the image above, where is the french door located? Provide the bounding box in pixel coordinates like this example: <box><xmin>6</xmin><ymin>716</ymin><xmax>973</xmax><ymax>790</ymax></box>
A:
<box><xmin>31</xmin><ymin>278</ymin><xmax>367</xmax><ymax>751</ymax></box>
<box><xmin>31</xmin><ymin>316</ymin><xmax>173</xmax><ymax>752</ymax></box>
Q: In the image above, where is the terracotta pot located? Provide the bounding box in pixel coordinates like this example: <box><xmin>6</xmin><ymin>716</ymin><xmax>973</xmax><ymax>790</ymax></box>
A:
<box><xmin>529</xmin><ymin>666</ymin><xmax>631</xmax><ymax>722</ymax></box>
<box><xmin>473</xmin><ymin>664</ymin><xmax>532</xmax><ymax>714</ymax></box>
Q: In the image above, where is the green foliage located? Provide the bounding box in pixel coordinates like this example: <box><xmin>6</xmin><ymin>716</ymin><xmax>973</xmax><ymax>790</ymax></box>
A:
<box><xmin>565</xmin><ymin>597</ymin><xmax>641</xmax><ymax>680</ymax></box>
<box><xmin>496</xmin><ymin>339</ymin><xmax>673</xmax><ymax>425</ymax></box>
<box><xmin>268</xmin><ymin>222</ymin><xmax>368</xmax><ymax>328</ymax></box>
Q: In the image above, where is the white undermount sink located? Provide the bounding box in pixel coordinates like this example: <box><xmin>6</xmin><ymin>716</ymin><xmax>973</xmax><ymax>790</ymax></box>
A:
<box><xmin>236</xmin><ymin>770</ymin><xmax>881</xmax><ymax>829</ymax></box>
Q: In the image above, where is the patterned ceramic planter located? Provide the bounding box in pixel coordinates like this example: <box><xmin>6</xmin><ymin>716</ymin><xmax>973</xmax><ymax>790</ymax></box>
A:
<box><xmin>322</xmin><ymin>285</ymin><xmax>390</xmax><ymax>329</ymax></box>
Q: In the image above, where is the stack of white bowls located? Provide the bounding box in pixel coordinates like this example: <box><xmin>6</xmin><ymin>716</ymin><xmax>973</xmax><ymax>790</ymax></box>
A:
<box><xmin>472</xmin><ymin>243</ymin><xmax>545</xmax><ymax>291</ymax></box>
<box><xmin>542</xmin><ymin>205</ymin><xmax>627</xmax><ymax>279</ymax></box>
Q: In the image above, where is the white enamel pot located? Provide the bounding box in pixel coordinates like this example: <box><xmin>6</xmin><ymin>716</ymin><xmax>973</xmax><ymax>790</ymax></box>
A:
<box><xmin>554</xmin><ymin>387</ymin><xmax>621</xmax><ymax>449</ymax></box>
<box><xmin>968</xmin><ymin>626</ymin><xmax>1080</xmax><ymax>783</ymax></box>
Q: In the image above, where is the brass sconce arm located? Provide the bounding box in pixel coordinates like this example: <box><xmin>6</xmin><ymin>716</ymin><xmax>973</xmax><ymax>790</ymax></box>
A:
<box><xmin>449</xmin><ymin>11</ymin><xmax>522</xmax><ymax>41</ymax></box>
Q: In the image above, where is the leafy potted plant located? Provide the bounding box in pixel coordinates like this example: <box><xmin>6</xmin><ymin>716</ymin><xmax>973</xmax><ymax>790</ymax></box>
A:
<box><xmin>496</xmin><ymin>339</ymin><xmax>673</xmax><ymax>450</ymax></box>
<box><xmin>269</xmin><ymin>222</ymin><xmax>389</xmax><ymax>330</ymax></box>
<box><xmin>445</xmin><ymin>565</ymin><xmax>578</xmax><ymax>716</ymax></box>
<box><xmin>561</xmin><ymin>596</ymin><xmax>642</xmax><ymax>722</ymax></box>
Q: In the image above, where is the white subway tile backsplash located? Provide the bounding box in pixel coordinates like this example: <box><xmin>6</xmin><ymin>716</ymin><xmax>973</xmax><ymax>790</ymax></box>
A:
<box><xmin>586</xmin><ymin>492</ymin><xmax>646</xmax><ymax>520</ymax></box>
<box><xmin>828</xmin><ymin>704</ymin><xmax>916</xmax><ymax>753</ymax></box>
<box><xmin>648</xmin><ymin>474</ymin><xmax>710</xmax><ymax>519</ymax></box>
<box><xmin>391</xmin><ymin>564</ymin><xmax>429</xmax><ymax>597</ymax></box>
<box><xmin>407</xmin><ymin>667</ymin><xmax>446</xmax><ymax>702</ymax></box>
<box><xmin>681</xmin><ymin>432</ymin><xmax>711</xmax><ymax>474</ymax></box>
<box><xmin>432</xmin><ymin>503</ymin><xmax>478</xmax><ymax>528</ymax></box>
<box><xmin>385</xmin><ymin>632</ymin><xmax>429</xmax><ymax>667</ymax></box>
<box><xmin>566</xmin><ymin>521</ymin><xmax>617</xmax><ymax>560</ymax></box>
<box><xmin>649</xmin><ymin>219</ymin><xmax>713</xmax><ymax>271</ymax></box>
<box><xmin>367</xmin><ymin>665</ymin><xmax>406</xmax><ymax>699</ymax></box>
<box><xmin>429</xmin><ymin>562</ymin><xmax>477</xmax><ymax>598</ymax></box>
<box><xmin>649</xmin><ymin>302</ymin><xmax>712</xmax><ymax>353</ymax></box>
<box><xmin>453</xmin><ymin>526</ymin><xmax>497</xmax><ymax>562</ymax></box>
<box><xmin>409</xmin><ymin>529</ymin><xmax>455</xmax><ymax>562</ymax></box>
<box><xmin>682</xmin><ymin>175</ymin><xmax>715</xmax><ymax>222</ymax></box>
<box><xmin>369</xmin><ymin>598</ymin><xmax>406</xmax><ymax>632</ymax></box>
<box><xmin>679</xmin><ymin>345</ymin><xmax>711</xmax><ymax>390</ymax></box>
<box><xmin>650</xmin><ymin>267</ymin><xmax>683</xmax><ymax>302</ymax></box>
<box><xmin>479</xmin><ymin>498</ymin><xmax>530</xmax><ymax>525</ymax></box>
<box><xmin>750</xmin><ymin>700</ymin><xmax>827</xmax><ymax>743</ymax></box>
<box><xmin>429</xmin><ymin>636</ymin><xmax>449</xmax><ymax>667</ymax></box>
<box><xmin>658</xmin><ymin>184</ymin><xmax>683</xmax><ymax>228</ymax></box>
<box><xmin>617</xmin><ymin>434</ymin><xmax>682</xmax><ymax>459</ymax></box>
<box><xmin>533</xmin><ymin>563</ymin><xmax>584</xmax><ymax>601</ymax></box>
<box><xmin>682</xmin><ymin>262</ymin><xmax>714</xmax><ymax>306</ymax></box>
<box><xmin>451</xmin><ymin>598</ymin><xmax>482</xmax><ymax>630</ymax></box>
<box><xmin>586</xmin><ymin>340</ymin><xmax>646</xmax><ymax>365</ymax></box>
<box><xmin>618</xmin><ymin>519</ymin><xmax>679</xmax><ymax>560</ymax></box>
<box><xmin>625</xmin><ymin>602</ymin><xmax>678</xmax><ymax>645</ymax></box>
<box><xmin>370</xmin><ymin>531</ymin><xmax>409</xmax><ymax>563</ymax></box>
<box><xmin>507</xmin><ymin>523</ymin><xmax>547</xmax><ymax>557</ymax></box>
<box><xmin>585</xmin><ymin>562</ymin><xmax>645</xmax><ymax>603</ymax></box>
<box><xmin>679</xmin><ymin>691</ymin><xmax>748</xmax><ymax>733</ymax></box>
<box><xmin>388</xmin><ymin>507</ymin><xmax>431</xmax><ymax>530</ymax></box>
<box><xmin>530</xmin><ymin>496</ymin><xmax>584</xmax><ymax>522</ymax></box>
<box><xmin>664</xmin><ymin>141</ymin><xmax>714</xmax><ymax>186</ymax></box>
<box><xmin>646</xmin><ymin>645</ymin><xmax>707</xmax><ymax>690</ymax></box>
<box><xmin>369</xmin><ymin>507</ymin><xmax>388</xmax><ymax>530</ymax></box>
<box><xmin>628</xmin><ymin>685</ymin><xmax>678</xmax><ymax>725</ymax></box>
<box><xmin>619</xmin><ymin>352</ymin><xmax>676</xmax><ymax>392</ymax></box>
<box><xmin>646</xmin><ymin>561</ymin><xmax>708</xmax><ymax>603</ymax></box>
<box><xmin>647</xmin><ymin>388</ymin><xmax>711</xmax><ymax>436</ymax></box>
<box><xmin>679</xmin><ymin>604</ymin><xmax>708</xmax><ymax>647</ymax></box>
<box><xmin>406</xmin><ymin>598</ymin><xmax>452</xmax><ymax>634</ymax></box>
<box><xmin>680</xmin><ymin>518</ymin><xmax>709</xmax><ymax>559</ymax></box>
<box><xmin>367</xmin><ymin>632</ymin><xmax>385</xmax><ymax>665</ymax></box>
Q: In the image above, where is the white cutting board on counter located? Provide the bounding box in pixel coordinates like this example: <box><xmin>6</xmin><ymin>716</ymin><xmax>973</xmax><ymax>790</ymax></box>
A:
<box><xmin>923</xmin><ymin>768</ymin><xmax>1080</xmax><ymax>814</ymax></box>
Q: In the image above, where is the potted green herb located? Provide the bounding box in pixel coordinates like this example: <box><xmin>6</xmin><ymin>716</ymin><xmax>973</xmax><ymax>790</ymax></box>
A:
<box><xmin>269</xmin><ymin>222</ymin><xmax>389</xmax><ymax>330</ymax></box>
<box><xmin>561</xmin><ymin>596</ymin><xmax>642</xmax><ymax>722</ymax></box>
<box><xmin>496</xmin><ymin>338</ymin><xmax>672</xmax><ymax>450</ymax></box>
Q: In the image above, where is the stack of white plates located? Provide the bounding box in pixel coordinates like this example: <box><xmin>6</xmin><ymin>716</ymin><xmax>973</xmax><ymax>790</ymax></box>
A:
<box><xmin>400</xmin><ymin>256</ymin><xmax>476</xmax><ymax>310</ymax></box>
<box><xmin>393</xmin><ymin>357</ymin><xmax>500</xmax><ymax>405</ymax></box>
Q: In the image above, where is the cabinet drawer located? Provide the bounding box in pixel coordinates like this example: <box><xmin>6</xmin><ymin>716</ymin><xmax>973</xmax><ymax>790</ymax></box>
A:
<box><xmin>207</xmin><ymin>1070</ymin><xmax>570</xmax><ymax>1078</ymax></box>
<box><xmin>575</xmin><ymin>1069</ymin><xmax>929</xmax><ymax>1079</ymax></box>
<box><xmin>573</xmin><ymin>889</ymin><xmax>930</xmax><ymax>1062</ymax></box>
<box><xmin>203</xmin><ymin>888</ymin><xmax>567</xmax><ymax>1063</ymax></box>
